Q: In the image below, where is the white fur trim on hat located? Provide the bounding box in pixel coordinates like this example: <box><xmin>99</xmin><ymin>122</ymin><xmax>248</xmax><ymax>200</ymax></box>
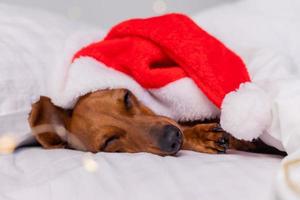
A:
<box><xmin>150</xmin><ymin>78</ymin><xmax>220</xmax><ymax>121</ymax></box>
<box><xmin>220</xmin><ymin>82</ymin><xmax>272</xmax><ymax>140</ymax></box>
<box><xmin>52</xmin><ymin>57</ymin><xmax>219</xmax><ymax>122</ymax></box>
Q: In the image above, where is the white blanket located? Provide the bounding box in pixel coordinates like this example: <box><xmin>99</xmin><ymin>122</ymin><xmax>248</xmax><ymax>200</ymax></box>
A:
<box><xmin>2</xmin><ymin>0</ymin><xmax>300</xmax><ymax>154</ymax></box>
<box><xmin>0</xmin><ymin>148</ymin><xmax>282</xmax><ymax>200</ymax></box>
<box><xmin>0</xmin><ymin>1</ymin><xmax>299</xmax><ymax>199</ymax></box>
<box><xmin>193</xmin><ymin>1</ymin><xmax>300</xmax><ymax>198</ymax></box>
<box><xmin>0</xmin><ymin>3</ymin><xmax>103</xmax><ymax>146</ymax></box>
<box><xmin>193</xmin><ymin>0</ymin><xmax>300</xmax><ymax>154</ymax></box>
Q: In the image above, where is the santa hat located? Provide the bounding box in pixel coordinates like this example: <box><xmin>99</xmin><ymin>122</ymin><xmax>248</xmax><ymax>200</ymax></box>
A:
<box><xmin>55</xmin><ymin>13</ymin><xmax>272</xmax><ymax>141</ymax></box>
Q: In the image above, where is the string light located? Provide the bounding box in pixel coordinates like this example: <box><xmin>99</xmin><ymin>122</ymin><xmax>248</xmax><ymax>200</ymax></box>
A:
<box><xmin>32</xmin><ymin>124</ymin><xmax>98</xmax><ymax>172</ymax></box>
<box><xmin>153</xmin><ymin>0</ymin><xmax>167</xmax><ymax>14</ymax></box>
<box><xmin>82</xmin><ymin>153</ymin><xmax>98</xmax><ymax>172</ymax></box>
<box><xmin>0</xmin><ymin>124</ymin><xmax>97</xmax><ymax>173</ymax></box>
<box><xmin>283</xmin><ymin>159</ymin><xmax>300</xmax><ymax>195</ymax></box>
<box><xmin>0</xmin><ymin>135</ymin><xmax>17</xmax><ymax>154</ymax></box>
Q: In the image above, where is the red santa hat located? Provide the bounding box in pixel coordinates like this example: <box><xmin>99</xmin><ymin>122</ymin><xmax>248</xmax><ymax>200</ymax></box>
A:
<box><xmin>56</xmin><ymin>13</ymin><xmax>272</xmax><ymax>141</ymax></box>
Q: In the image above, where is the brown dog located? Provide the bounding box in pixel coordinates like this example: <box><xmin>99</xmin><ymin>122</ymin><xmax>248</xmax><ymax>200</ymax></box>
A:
<box><xmin>28</xmin><ymin>89</ymin><xmax>282</xmax><ymax>156</ymax></box>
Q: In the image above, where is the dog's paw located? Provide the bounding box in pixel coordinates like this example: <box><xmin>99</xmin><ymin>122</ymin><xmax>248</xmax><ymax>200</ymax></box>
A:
<box><xmin>183</xmin><ymin>123</ymin><xmax>229</xmax><ymax>154</ymax></box>
<box><xmin>211</xmin><ymin>124</ymin><xmax>230</xmax><ymax>153</ymax></box>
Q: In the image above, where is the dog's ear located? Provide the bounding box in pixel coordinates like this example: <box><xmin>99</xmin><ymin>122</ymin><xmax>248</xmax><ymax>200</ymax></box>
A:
<box><xmin>28</xmin><ymin>96</ymin><xmax>71</xmax><ymax>149</ymax></box>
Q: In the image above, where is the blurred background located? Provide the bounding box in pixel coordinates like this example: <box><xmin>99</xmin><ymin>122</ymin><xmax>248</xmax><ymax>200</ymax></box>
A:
<box><xmin>0</xmin><ymin>0</ymin><xmax>236</xmax><ymax>29</ymax></box>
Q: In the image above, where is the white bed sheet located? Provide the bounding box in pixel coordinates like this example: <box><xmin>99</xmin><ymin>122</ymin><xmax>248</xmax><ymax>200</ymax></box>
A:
<box><xmin>0</xmin><ymin>148</ymin><xmax>282</xmax><ymax>200</ymax></box>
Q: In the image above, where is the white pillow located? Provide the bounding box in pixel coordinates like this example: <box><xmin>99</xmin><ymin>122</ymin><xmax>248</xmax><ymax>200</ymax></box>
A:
<box><xmin>0</xmin><ymin>3</ymin><xmax>102</xmax><ymax>149</ymax></box>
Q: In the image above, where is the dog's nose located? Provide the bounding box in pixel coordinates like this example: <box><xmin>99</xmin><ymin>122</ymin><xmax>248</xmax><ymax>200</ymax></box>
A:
<box><xmin>159</xmin><ymin>125</ymin><xmax>183</xmax><ymax>154</ymax></box>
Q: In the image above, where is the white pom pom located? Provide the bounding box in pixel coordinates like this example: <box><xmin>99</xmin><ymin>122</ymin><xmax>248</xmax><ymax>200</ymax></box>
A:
<box><xmin>220</xmin><ymin>83</ymin><xmax>272</xmax><ymax>140</ymax></box>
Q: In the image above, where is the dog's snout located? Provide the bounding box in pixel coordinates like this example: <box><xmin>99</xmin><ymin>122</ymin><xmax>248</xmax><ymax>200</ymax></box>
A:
<box><xmin>158</xmin><ymin>125</ymin><xmax>183</xmax><ymax>154</ymax></box>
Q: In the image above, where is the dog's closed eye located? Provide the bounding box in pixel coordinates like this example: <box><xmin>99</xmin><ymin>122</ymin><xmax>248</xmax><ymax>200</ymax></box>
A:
<box><xmin>124</xmin><ymin>90</ymin><xmax>132</xmax><ymax>110</ymax></box>
<box><xmin>100</xmin><ymin>135</ymin><xmax>120</xmax><ymax>151</ymax></box>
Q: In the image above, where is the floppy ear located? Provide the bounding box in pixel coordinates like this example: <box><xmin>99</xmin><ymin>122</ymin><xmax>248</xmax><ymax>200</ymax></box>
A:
<box><xmin>28</xmin><ymin>96</ymin><xmax>71</xmax><ymax>149</ymax></box>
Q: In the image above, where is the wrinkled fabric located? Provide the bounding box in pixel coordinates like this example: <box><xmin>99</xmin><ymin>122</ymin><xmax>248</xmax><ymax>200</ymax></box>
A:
<box><xmin>0</xmin><ymin>148</ymin><xmax>282</xmax><ymax>200</ymax></box>
<box><xmin>194</xmin><ymin>0</ymin><xmax>300</xmax><ymax>153</ymax></box>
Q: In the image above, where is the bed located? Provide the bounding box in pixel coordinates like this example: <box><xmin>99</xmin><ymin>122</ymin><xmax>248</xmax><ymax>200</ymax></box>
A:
<box><xmin>0</xmin><ymin>148</ymin><xmax>282</xmax><ymax>200</ymax></box>
<box><xmin>1</xmin><ymin>0</ymin><xmax>300</xmax><ymax>199</ymax></box>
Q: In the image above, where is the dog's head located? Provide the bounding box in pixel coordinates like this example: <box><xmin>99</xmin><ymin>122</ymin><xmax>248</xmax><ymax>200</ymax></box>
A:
<box><xmin>28</xmin><ymin>89</ymin><xmax>183</xmax><ymax>156</ymax></box>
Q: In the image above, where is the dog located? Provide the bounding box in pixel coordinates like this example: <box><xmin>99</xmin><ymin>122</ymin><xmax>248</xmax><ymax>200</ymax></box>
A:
<box><xmin>0</xmin><ymin>4</ymin><xmax>286</xmax><ymax>156</ymax></box>
<box><xmin>28</xmin><ymin>89</ymin><xmax>282</xmax><ymax>156</ymax></box>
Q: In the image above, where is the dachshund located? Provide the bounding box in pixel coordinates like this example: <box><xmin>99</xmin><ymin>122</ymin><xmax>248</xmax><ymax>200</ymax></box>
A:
<box><xmin>28</xmin><ymin>89</ymin><xmax>283</xmax><ymax>156</ymax></box>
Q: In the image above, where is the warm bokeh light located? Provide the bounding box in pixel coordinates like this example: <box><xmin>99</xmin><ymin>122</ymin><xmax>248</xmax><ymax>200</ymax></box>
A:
<box><xmin>0</xmin><ymin>135</ymin><xmax>17</xmax><ymax>154</ymax></box>
<box><xmin>283</xmin><ymin>159</ymin><xmax>300</xmax><ymax>195</ymax></box>
<box><xmin>82</xmin><ymin>153</ymin><xmax>99</xmax><ymax>172</ymax></box>
<box><xmin>153</xmin><ymin>0</ymin><xmax>167</xmax><ymax>14</ymax></box>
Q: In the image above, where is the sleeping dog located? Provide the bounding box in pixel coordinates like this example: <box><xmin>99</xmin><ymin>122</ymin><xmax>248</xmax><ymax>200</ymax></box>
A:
<box><xmin>28</xmin><ymin>90</ymin><xmax>280</xmax><ymax>156</ymax></box>
<box><xmin>1</xmin><ymin>3</ymin><xmax>292</xmax><ymax>156</ymax></box>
